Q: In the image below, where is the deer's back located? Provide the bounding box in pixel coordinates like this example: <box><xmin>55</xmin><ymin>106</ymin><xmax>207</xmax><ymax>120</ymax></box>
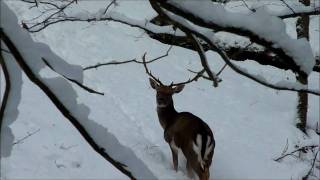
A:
<box><xmin>169</xmin><ymin>112</ymin><xmax>214</xmax><ymax>148</ymax></box>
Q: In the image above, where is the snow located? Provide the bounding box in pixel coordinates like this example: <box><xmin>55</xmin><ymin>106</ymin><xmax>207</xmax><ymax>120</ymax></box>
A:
<box><xmin>1</xmin><ymin>0</ymin><xmax>319</xmax><ymax>180</ymax></box>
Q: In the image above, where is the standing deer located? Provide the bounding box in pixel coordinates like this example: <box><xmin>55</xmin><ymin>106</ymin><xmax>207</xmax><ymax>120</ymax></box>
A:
<box><xmin>143</xmin><ymin>55</ymin><xmax>215</xmax><ymax>180</ymax></box>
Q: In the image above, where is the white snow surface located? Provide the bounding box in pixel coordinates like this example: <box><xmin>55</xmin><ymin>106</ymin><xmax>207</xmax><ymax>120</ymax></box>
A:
<box><xmin>1</xmin><ymin>0</ymin><xmax>319</xmax><ymax>179</ymax></box>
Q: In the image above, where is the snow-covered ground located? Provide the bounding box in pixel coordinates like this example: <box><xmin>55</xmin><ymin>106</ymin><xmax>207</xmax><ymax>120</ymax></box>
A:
<box><xmin>1</xmin><ymin>0</ymin><xmax>319</xmax><ymax>179</ymax></box>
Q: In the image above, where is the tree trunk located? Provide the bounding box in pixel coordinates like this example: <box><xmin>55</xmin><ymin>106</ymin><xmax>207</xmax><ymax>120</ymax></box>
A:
<box><xmin>295</xmin><ymin>0</ymin><xmax>310</xmax><ymax>133</ymax></box>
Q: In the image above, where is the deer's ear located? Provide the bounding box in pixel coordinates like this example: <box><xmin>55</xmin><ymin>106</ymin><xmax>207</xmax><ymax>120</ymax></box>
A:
<box><xmin>173</xmin><ymin>84</ymin><xmax>185</xmax><ymax>93</ymax></box>
<box><xmin>149</xmin><ymin>78</ymin><xmax>158</xmax><ymax>89</ymax></box>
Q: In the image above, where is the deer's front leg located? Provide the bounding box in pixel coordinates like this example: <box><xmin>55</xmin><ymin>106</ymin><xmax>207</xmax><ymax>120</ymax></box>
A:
<box><xmin>164</xmin><ymin>129</ymin><xmax>179</xmax><ymax>171</ymax></box>
<box><xmin>169</xmin><ymin>141</ymin><xmax>178</xmax><ymax>171</ymax></box>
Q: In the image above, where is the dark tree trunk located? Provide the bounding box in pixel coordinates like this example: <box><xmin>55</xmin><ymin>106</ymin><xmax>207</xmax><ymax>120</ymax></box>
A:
<box><xmin>295</xmin><ymin>0</ymin><xmax>310</xmax><ymax>133</ymax></box>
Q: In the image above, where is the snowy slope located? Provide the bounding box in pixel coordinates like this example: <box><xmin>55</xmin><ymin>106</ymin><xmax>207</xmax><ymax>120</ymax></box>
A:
<box><xmin>1</xmin><ymin>0</ymin><xmax>319</xmax><ymax>179</ymax></box>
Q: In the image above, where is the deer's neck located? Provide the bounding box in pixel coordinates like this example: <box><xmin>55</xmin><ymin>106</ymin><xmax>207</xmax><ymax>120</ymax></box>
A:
<box><xmin>157</xmin><ymin>102</ymin><xmax>178</xmax><ymax>130</ymax></box>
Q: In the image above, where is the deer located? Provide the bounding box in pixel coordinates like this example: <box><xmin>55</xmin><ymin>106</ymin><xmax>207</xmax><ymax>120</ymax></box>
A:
<box><xmin>142</xmin><ymin>54</ymin><xmax>215</xmax><ymax>180</ymax></box>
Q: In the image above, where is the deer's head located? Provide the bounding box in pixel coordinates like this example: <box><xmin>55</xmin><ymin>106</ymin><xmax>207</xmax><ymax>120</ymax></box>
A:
<box><xmin>142</xmin><ymin>53</ymin><xmax>201</xmax><ymax>108</ymax></box>
<box><xmin>149</xmin><ymin>78</ymin><xmax>184</xmax><ymax>107</ymax></box>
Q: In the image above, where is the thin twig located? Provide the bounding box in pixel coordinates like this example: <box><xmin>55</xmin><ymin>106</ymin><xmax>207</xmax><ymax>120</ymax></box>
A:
<box><xmin>103</xmin><ymin>0</ymin><xmax>117</xmax><ymax>14</ymax></box>
<box><xmin>42</xmin><ymin>58</ymin><xmax>104</xmax><ymax>96</ymax></box>
<box><xmin>13</xmin><ymin>129</ymin><xmax>40</xmax><ymax>145</ymax></box>
<box><xmin>302</xmin><ymin>150</ymin><xmax>319</xmax><ymax>180</ymax></box>
<box><xmin>216</xmin><ymin>64</ymin><xmax>227</xmax><ymax>76</ymax></box>
<box><xmin>274</xmin><ymin>145</ymin><xmax>319</xmax><ymax>162</ymax></box>
<box><xmin>241</xmin><ymin>0</ymin><xmax>255</xmax><ymax>12</ymax></box>
<box><xmin>83</xmin><ymin>45</ymin><xmax>173</xmax><ymax>71</ymax></box>
<box><xmin>214</xmin><ymin>42</ymin><xmax>254</xmax><ymax>77</ymax></box>
<box><xmin>187</xmin><ymin>33</ymin><xmax>220</xmax><ymax>87</ymax></box>
<box><xmin>280</xmin><ymin>0</ymin><xmax>296</xmax><ymax>14</ymax></box>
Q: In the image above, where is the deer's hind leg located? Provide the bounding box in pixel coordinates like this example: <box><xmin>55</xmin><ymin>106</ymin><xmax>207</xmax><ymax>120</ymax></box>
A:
<box><xmin>186</xmin><ymin>160</ymin><xmax>194</xmax><ymax>178</ymax></box>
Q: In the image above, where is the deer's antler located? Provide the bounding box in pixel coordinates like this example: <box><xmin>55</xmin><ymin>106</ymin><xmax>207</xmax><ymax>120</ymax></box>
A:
<box><xmin>169</xmin><ymin>69</ymin><xmax>205</xmax><ymax>87</ymax></box>
<box><xmin>142</xmin><ymin>53</ymin><xmax>206</xmax><ymax>87</ymax></box>
<box><xmin>142</xmin><ymin>53</ymin><xmax>164</xmax><ymax>86</ymax></box>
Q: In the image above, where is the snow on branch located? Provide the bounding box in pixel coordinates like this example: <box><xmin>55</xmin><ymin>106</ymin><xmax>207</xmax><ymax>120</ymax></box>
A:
<box><xmin>155</xmin><ymin>0</ymin><xmax>315</xmax><ymax>75</ymax></box>
<box><xmin>18</xmin><ymin>0</ymin><xmax>319</xmax><ymax>74</ymax></box>
<box><xmin>151</xmin><ymin>1</ymin><xmax>320</xmax><ymax>96</ymax></box>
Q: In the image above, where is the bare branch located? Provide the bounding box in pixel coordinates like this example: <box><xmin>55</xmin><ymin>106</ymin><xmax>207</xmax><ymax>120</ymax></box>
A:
<box><xmin>13</xmin><ymin>129</ymin><xmax>40</xmax><ymax>145</ymax></box>
<box><xmin>279</xmin><ymin>9</ymin><xmax>320</xmax><ymax>19</ymax></box>
<box><xmin>186</xmin><ymin>33</ymin><xmax>220</xmax><ymax>87</ymax></box>
<box><xmin>274</xmin><ymin>145</ymin><xmax>319</xmax><ymax>162</ymax></box>
<box><xmin>188</xmin><ymin>69</ymin><xmax>211</xmax><ymax>81</ymax></box>
<box><xmin>216</xmin><ymin>63</ymin><xmax>227</xmax><ymax>76</ymax></box>
<box><xmin>83</xmin><ymin>45</ymin><xmax>173</xmax><ymax>71</ymax></box>
<box><xmin>241</xmin><ymin>0</ymin><xmax>255</xmax><ymax>12</ymax></box>
<box><xmin>83</xmin><ymin>58</ymin><xmax>138</xmax><ymax>70</ymax></box>
<box><xmin>20</xmin><ymin>0</ymin><xmax>60</xmax><ymax>9</ymax></box>
<box><xmin>279</xmin><ymin>0</ymin><xmax>296</xmax><ymax>14</ymax></box>
<box><xmin>302</xmin><ymin>150</ymin><xmax>319</xmax><ymax>180</ymax></box>
<box><xmin>103</xmin><ymin>0</ymin><xmax>117</xmax><ymax>14</ymax></box>
<box><xmin>42</xmin><ymin>58</ymin><xmax>104</xmax><ymax>95</ymax></box>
